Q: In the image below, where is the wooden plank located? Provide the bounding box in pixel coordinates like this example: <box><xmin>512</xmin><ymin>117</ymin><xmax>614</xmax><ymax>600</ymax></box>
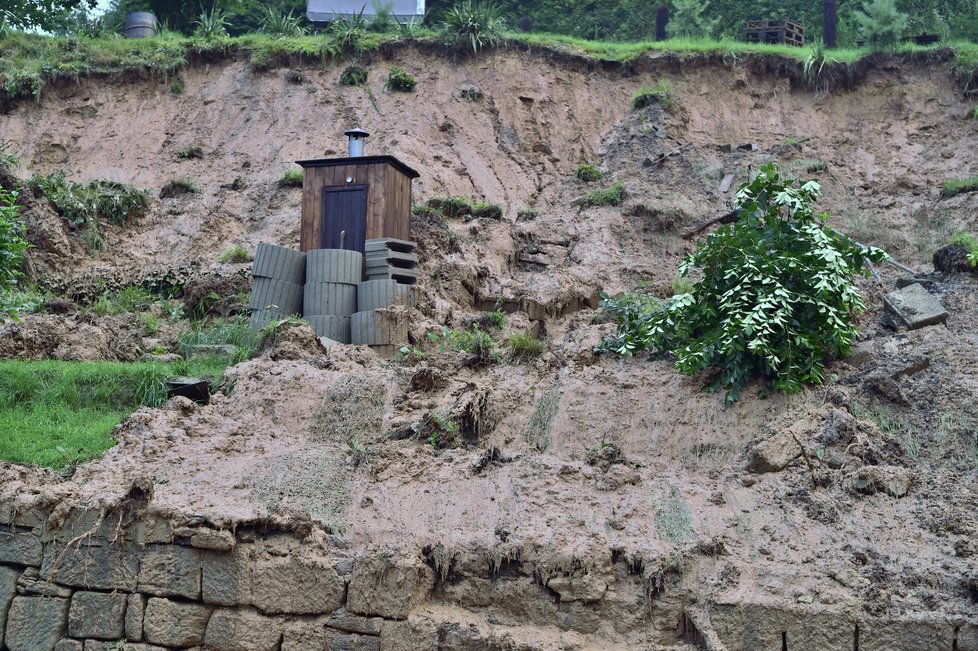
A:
<box><xmin>393</xmin><ymin>172</ymin><xmax>411</xmax><ymax>240</ymax></box>
<box><xmin>300</xmin><ymin>168</ymin><xmax>315</xmax><ymax>251</ymax></box>
<box><xmin>366</xmin><ymin>164</ymin><xmax>386</xmax><ymax>240</ymax></box>
<box><xmin>311</xmin><ymin>167</ymin><xmax>326</xmax><ymax>249</ymax></box>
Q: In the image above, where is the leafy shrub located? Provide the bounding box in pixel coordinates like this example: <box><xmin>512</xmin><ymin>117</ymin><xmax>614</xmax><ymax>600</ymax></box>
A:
<box><xmin>178</xmin><ymin>143</ymin><xmax>204</xmax><ymax>160</ymax></box>
<box><xmin>278</xmin><ymin>168</ymin><xmax>304</xmax><ymax>188</ymax></box>
<box><xmin>471</xmin><ymin>201</ymin><xmax>502</xmax><ymax>220</ymax></box>
<box><xmin>940</xmin><ymin>176</ymin><xmax>978</xmax><ymax>199</ymax></box>
<box><xmin>480</xmin><ymin>310</ymin><xmax>507</xmax><ymax>328</ymax></box>
<box><xmin>339</xmin><ymin>64</ymin><xmax>369</xmax><ymax>86</ymax></box>
<box><xmin>0</xmin><ymin>142</ymin><xmax>18</xmax><ymax>173</ymax></box>
<box><xmin>194</xmin><ymin>9</ymin><xmax>229</xmax><ymax>39</ymax></box>
<box><xmin>385</xmin><ymin>66</ymin><xmax>417</xmax><ymax>92</ymax></box>
<box><xmin>600</xmin><ymin>163</ymin><xmax>887</xmax><ymax>403</ymax></box>
<box><xmin>632</xmin><ymin>81</ymin><xmax>674</xmax><ymax>111</ymax></box>
<box><xmin>855</xmin><ymin>0</ymin><xmax>908</xmax><ymax>51</ymax></box>
<box><xmin>218</xmin><ymin>246</ymin><xmax>253</xmax><ymax>264</ymax></box>
<box><xmin>669</xmin><ymin>0</ymin><xmax>720</xmax><ymax>38</ymax></box>
<box><xmin>442</xmin><ymin>0</ymin><xmax>506</xmax><ymax>53</ymax></box>
<box><xmin>509</xmin><ymin>333</ymin><xmax>544</xmax><ymax>361</ymax></box>
<box><xmin>586</xmin><ymin>182</ymin><xmax>625</xmax><ymax>207</ymax></box>
<box><xmin>0</xmin><ymin>187</ymin><xmax>29</xmax><ymax>322</ymax></box>
<box><xmin>576</xmin><ymin>163</ymin><xmax>604</xmax><ymax>182</ymax></box>
<box><xmin>803</xmin><ymin>38</ymin><xmax>838</xmax><ymax>91</ymax></box>
<box><xmin>170</xmin><ymin>79</ymin><xmax>185</xmax><ymax>95</ymax></box>
<box><xmin>329</xmin><ymin>9</ymin><xmax>368</xmax><ymax>55</ymax></box>
<box><xmin>413</xmin><ymin>410</ymin><xmax>460</xmax><ymax>449</ymax></box>
<box><xmin>260</xmin><ymin>7</ymin><xmax>306</xmax><ymax>36</ymax></box>
<box><xmin>426</xmin><ymin>195</ymin><xmax>472</xmax><ymax>217</ymax></box>
<box><xmin>28</xmin><ymin>173</ymin><xmax>151</xmax><ymax>228</ymax></box>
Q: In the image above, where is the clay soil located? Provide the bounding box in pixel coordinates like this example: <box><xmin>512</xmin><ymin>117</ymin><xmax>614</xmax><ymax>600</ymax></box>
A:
<box><xmin>2</xmin><ymin>46</ymin><xmax>978</xmax><ymax>648</ymax></box>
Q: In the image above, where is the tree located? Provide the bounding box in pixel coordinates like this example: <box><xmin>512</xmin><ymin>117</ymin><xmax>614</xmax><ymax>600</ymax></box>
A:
<box><xmin>855</xmin><ymin>0</ymin><xmax>908</xmax><ymax>50</ymax></box>
<box><xmin>669</xmin><ymin>0</ymin><xmax>719</xmax><ymax>39</ymax></box>
<box><xmin>0</xmin><ymin>0</ymin><xmax>97</xmax><ymax>31</ymax></box>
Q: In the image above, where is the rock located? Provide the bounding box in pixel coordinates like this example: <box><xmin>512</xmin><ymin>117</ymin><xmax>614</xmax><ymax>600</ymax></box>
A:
<box><xmin>747</xmin><ymin>428</ymin><xmax>804</xmax><ymax>473</ymax></box>
<box><xmin>881</xmin><ymin>283</ymin><xmax>948</xmax><ymax>330</ymax></box>
<box><xmin>140</xmin><ymin>352</ymin><xmax>183</xmax><ymax>363</ymax></box>
<box><xmin>0</xmin><ymin>565</ymin><xmax>19</xmax><ymax>641</ymax></box>
<box><xmin>958</xmin><ymin>623</ymin><xmax>978</xmax><ymax>651</ymax></box>
<box><xmin>203</xmin><ymin>608</ymin><xmax>283</xmax><ymax>651</ymax></box>
<box><xmin>4</xmin><ymin>596</ymin><xmax>69</xmax><ymax>651</ymax></box>
<box><xmin>933</xmin><ymin>244</ymin><xmax>973</xmax><ymax>274</ymax></box>
<box><xmin>189</xmin><ymin>528</ymin><xmax>235</xmax><ymax>551</ymax></box>
<box><xmin>185</xmin><ymin>344</ymin><xmax>238</xmax><ymax>358</ymax></box>
<box><xmin>137</xmin><ymin>544</ymin><xmax>203</xmax><ymax>600</ymax></box>
<box><xmin>894</xmin><ymin>274</ymin><xmax>940</xmax><ymax>290</ymax></box>
<box><xmin>326</xmin><ymin>630</ymin><xmax>381</xmax><ymax>651</ymax></box>
<box><xmin>326</xmin><ymin>608</ymin><xmax>384</xmax><ymax>635</ymax></box>
<box><xmin>68</xmin><ymin>591</ymin><xmax>126</xmax><ymax>639</ymax></box>
<box><xmin>142</xmin><ymin>597</ymin><xmax>212</xmax><ymax>647</ymax></box>
<box><xmin>852</xmin><ymin>465</ymin><xmax>913</xmax><ymax>498</ymax></box>
<box><xmin>126</xmin><ymin>593</ymin><xmax>146</xmax><ymax>642</ymax></box>
<box><xmin>16</xmin><ymin>566</ymin><xmax>73</xmax><ymax>597</ymax></box>
<box><xmin>380</xmin><ymin>618</ymin><xmax>438</xmax><ymax>651</ymax></box>
<box><xmin>0</xmin><ymin>530</ymin><xmax>43</xmax><ymax>566</ymax></box>
<box><xmin>203</xmin><ymin>547</ymin><xmax>253</xmax><ymax>606</ymax></box>
<box><xmin>859</xmin><ymin>615</ymin><xmax>954</xmax><ymax>650</ymax></box>
<box><xmin>40</xmin><ymin>541</ymin><xmax>139</xmax><ymax>591</ymax></box>
<box><xmin>54</xmin><ymin>640</ymin><xmax>82</xmax><ymax>651</ymax></box>
<box><xmin>547</xmin><ymin>573</ymin><xmax>609</xmax><ymax>602</ymax></box>
<box><xmin>348</xmin><ymin>555</ymin><xmax>435</xmax><ymax>620</ymax></box>
<box><xmin>252</xmin><ymin>555</ymin><xmax>345</xmax><ymax>615</ymax></box>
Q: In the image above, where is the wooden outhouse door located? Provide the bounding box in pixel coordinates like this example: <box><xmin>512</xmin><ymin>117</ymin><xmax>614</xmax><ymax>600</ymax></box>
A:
<box><xmin>322</xmin><ymin>185</ymin><xmax>367</xmax><ymax>253</ymax></box>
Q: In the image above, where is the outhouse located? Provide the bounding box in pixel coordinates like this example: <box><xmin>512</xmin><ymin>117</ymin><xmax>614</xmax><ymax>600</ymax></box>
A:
<box><xmin>297</xmin><ymin>129</ymin><xmax>420</xmax><ymax>253</ymax></box>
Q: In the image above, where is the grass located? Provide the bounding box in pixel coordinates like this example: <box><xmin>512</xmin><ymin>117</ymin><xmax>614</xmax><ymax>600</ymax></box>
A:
<box><xmin>527</xmin><ymin>383</ymin><xmax>561</xmax><ymax>451</ymax></box>
<box><xmin>632</xmin><ymin>80</ymin><xmax>674</xmax><ymax>110</ymax></box>
<box><xmin>586</xmin><ymin>182</ymin><xmax>625</xmax><ymax>207</ymax></box>
<box><xmin>426</xmin><ymin>195</ymin><xmax>473</xmax><ymax>218</ymax></box>
<box><xmin>178</xmin><ymin>316</ymin><xmax>259</xmax><ymax>362</ymax></box>
<box><xmin>950</xmin><ymin>231</ymin><xmax>978</xmax><ymax>267</ymax></box>
<box><xmin>385</xmin><ymin>65</ymin><xmax>416</xmax><ymax>92</ymax></box>
<box><xmin>508</xmin><ymin>333</ymin><xmax>545</xmax><ymax>361</ymax></box>
<box><xmin>92</xmin><ymin>285</ymin><xmax>155</xmax><ymax>316</ymax></box>
<box><xmin>0</xmin><ymin>359</ymin><xmax>229</xmax><ymax>467</ymax></box>
<box><xmin>940</xmin><ymin>175</ymin><xmax>978</xmax><ymax>199</ymax></box>
<box><xmin>177</xmin><ymin>143</ymin><xmax>204</xmax><ymax>159</ymax></box>
<box><xmin>471</xmin><ymin>201</ymin><xmax>502</xmax><ymax>220</ymax></box>
<box><xmin>278</xmin><ymin>167</ymin><xmax>304</xmax><ymax>187</ymax></box>
<box><xmin>218</xmin><ymin>245</ymin><xmax>253</xmax><ymax>263</ymax></box>
<box><xmin>28</xmin><ymin>172</ymin><xmax>151</xmax><ymax>227</ymax></box>
<box><xmin>339</xmin><ymin>63</ymin><xmax>368</xmax><ymax>86</ymax></box>
<box><xmin>576</xmin><ymin>162</ymin><xmax>604</xmax><ymax>182</ymax></box>
<box><xmin>163</xmin><ymin>176</ymin><xmax>200</xmax><ymax>195</ymax></box>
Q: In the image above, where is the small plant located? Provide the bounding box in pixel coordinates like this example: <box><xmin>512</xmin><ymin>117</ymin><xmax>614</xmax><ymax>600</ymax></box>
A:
<box><xmin>950</xmin><ymin>232</ymin><xmax>978</xmax><ymax>267</ymax></box>
<box><xmin>93</xmin><ymin>285</ymin><xmax>156</xmax><ymax>316</ymax></box>
<box><xmin>471</xmin><ymin>201</ymin><xmax>502</xmax><ymax>220</ymax></box>
<box><xmin>170</xmin><ymin>80</ymin><xmax>185</xmax><ymax>95</ymax></box>
<box><xmin>0</xmin><ymin>141</ymin><xmax>18</xmax><ymax>173</ymax></box>
<box><xmin>329</xmin><ymin>9</ymin><xmax>368</xmax><ymax>55</ymax></box>
<box><xmin>138</xmin><ymin>313</ymin><xmax>160</xmax><ymax>335</ymax></box>
<box><xmin>576</xmin><ymin>163</ymin><xmax>604</xmax><ymax>183</ymax></box>
<box><xmin>151</xmin><ymin>343</ymin><xmax>168</xmax><ymax>355</ymax></box>
<box><xmin>586</xmin><ymin>182</ymin><xmax>625</xmax><ymax>207</ymax></box>
<box><xmin>426</xmin><ymin>195</ymin><xmax>472</xmax><ymax>218</ymax></box>
<box><xmin>260</xmin><ymin>7</ymin><xmax>306</xmax><ymax>36</ymax></box>
<box><xmin>517</xmin><ymin>207</ymin><xmax>538</xmax><ymax>221</ymax></box>
<box><xmin>940</xmin><ymin>176</ymin><xmax>978</xmax><ymax>200</ymax></box>
<box><xmin>855</xmin><ymin>0</ymin><xmax>908</xmax><ymax>51</ymax></box>
<box><xmin>508</xmin><ymin>333</ymin><xmax>544</xmax><ymax>362</ymax></box>
<box><xmin>385</xmin><ymin>66</ymin><xmax>417</xmax><ymax>92</ymax></box>
<box><xmin>414</xmin><ymin>410</ymin><xmax>460</xmax><ymax>449</ymax></box>
<box><xmin>395</xmin><ymin>345</ymin><xmax>425</xmax><ymax>363</ymax></box>
<box><xmin>441</xmin><ymin>0</ymin><xmax>506</xmax><ymax>53</ymax></box>
<box><xmin>0</xmin><ymin>187</ymin><xmax>29</xmax><ymax>322</ymax></box>
<box><xmin>347</xmin><ymin>434</ymin><xmax>369</xmax><ymax>466</ymax></box>
<box><xmin>177</xmin><ymin>144</ymin><xmax>204</xmax><ymax>160</ymax></box>
<box><xmin>527</xmin><ymin>383</ymin><xmax>561</xmax><ymax>451</ymax></box>
<box><xmin>339</xmin><ymin>64</ymin><xmax>369</xmax><ymax>87</ymax></box>
<box><xmin>162</xmin><ymin>177</ymin><xmax>200</xmax><ymax>196</ymax></box>
<box><xmin>28</xmin><ymin>173</ymin><xmax>151</xmax><ymax>244</ymax></box>
<box><xmin>481</xmin><ymin>311</ymin><xmax>507</xmax><ymax>329</ymax></box>
<box><xmin>427</xmin><ymin>325</ymin><xmax>500</xmax><ymax>365</ymax></box>
<box><xmin>278</xmin><ymin>168</ymin><xmax>304</xmax><ymax>188</ymax></box>
<box><xmin>794</xmin><ymin>159</ymin><xmax>828</xmax><ymax>173</ymax></box>
<box><xmin>599</xmin><ymin>163</ymin><xmax>888</xmax><ymax>403</ymax></box>
<box><xmin>218</xmin><ymin>246</ymin><xmax>253</xmax><ymax>264</ymax></box>
<box><xmin>803</xmin><ymin>38</ymin><xmax>838</xmax><ymax>92</ymax></box>
<box><xmin>632</xmin><ymin>80</ymin><xmax>674</xmax><ymax>111</ymax></box>
<box><xmin>194</xmin><ymin>9</ymin><xmax>229</xmax><ymax>39</ymax></box>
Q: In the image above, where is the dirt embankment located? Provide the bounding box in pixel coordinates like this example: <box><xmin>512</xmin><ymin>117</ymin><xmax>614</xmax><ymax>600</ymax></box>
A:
<box><xmin>1</xmin><ymin>47</ymin><xmax>978</xmax><ymax>648</ymax></box>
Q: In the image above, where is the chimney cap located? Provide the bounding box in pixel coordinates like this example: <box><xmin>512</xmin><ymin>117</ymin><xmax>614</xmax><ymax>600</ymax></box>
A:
<box><xmin>344</xmin><ymin>128</ymin><xmax>370</xmax><ymax>139</ymax></box>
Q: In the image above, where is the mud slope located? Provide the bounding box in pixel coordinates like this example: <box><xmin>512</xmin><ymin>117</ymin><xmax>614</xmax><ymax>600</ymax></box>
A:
<box><xmin>2</xmin><ymin>48</ymin><xmax>978</xmax><ymax>649</ymax></box>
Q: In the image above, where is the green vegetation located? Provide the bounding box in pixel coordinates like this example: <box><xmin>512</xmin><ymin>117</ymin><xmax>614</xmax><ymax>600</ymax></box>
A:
<box><xmin>471</xmin><ymin>201</ymin><xmax>502</xmax><ymax>220</ymax></box>
<box><xmin>395</xmin><ymin>345</ymin><xmax>425</xmax><ymax>363</ymax></box>
<box><xmin>0</xmin><ymin>186</ymin><xmax>30</xmax><ymax>322</ymax></box>
<box><xmin>92</xmin><ymin>285</ymin><xmax>155</xmax><ymax>316</ymax></box>
<box><xmin>164</xmin><ymin>176</ymin><xmax>200</xmax><ymax>194</ymax></box>
<box><xmin>385</xmin><ymin>66</ymin><xmax>417</xmax><ymax>92</ymax></box>
<box><xmin>600</xmin><ymin>163</ymin><xmax>887</xmax><ymax>403</ymax></box>
<box><xmin>28</xmin><ymin>172</ymin><xmax>151</xmax><ymax>227</ymax></box>
<box><xmin>193</xmin><ymin>9</ymin><xmax>229</xmax><ymax>40</ymax></box>
<box><xmin>0</xmin><ymin>358</ymin><xmax>228</xmax><ymax>467</ymax></box>
<box><xmin>517</xmin><ymin>207</ymin><xmax>539</xmax><ymax>220</ymax></box>
<box><xmin>339</xmin><ymin>63</ymin><xmax>368</xmax><ymax>86</ymax></box>
<box><xmin>669</xmin><ymin>0</ymin><xmax>720</xmax><ymax>39</ymax></box>
<box><xmin>855</xmin><ymin>0</ymin><xmax>908</xmax><ymax>51</ymax></box>
<box><xmin>328</xmin><ymin>9</ymin><xmax>369</xmax><ymax>55</ymax></box>
<box><xmin>260</xmin><ymin>7</ymin><xmax>306</xmax><ymax>37</ymax></box>
<box><xmin>170</xmin><ymin>79</ymin><xmax>185</xmax><ymax>95</ymax></box>
<box><xmin>950</xmin><ymin>232</ymin><xmax>978</xmax><ymax>267</ymax></box>
<box><xmin>179</xmin><ymin>317</ymin><xmax>259</xmax><ymax>363</ymax></box>
<box><xmin>508</xmin><ymin>333</ymin><xmax>545</xmax><ymax>361</ymax></box>
<box><xmin>803</xmin><ymin>38</ymin><xmax>839</xmax><ymax>91</ymax></box>
<box><xmin>278</xmin><ymin>167</ymin><xmax>304</xmax><ymax>187</ymax></box>
<box><xmin>426</xmin><ymin>195</ymin><xmax>472</xmax><ymax>218</ymax></box>
<box><xmin>413</xmin><ymin>410</ymin><xmax>460</xmax><ymax>449</ymax></box>
<box><xmin>575</xmin><ymin>162</ymin><xmax>604</xmax><ymax>182</ymax></box>
<box><xmin>527</xmin><ymin>383</ymin><xmax>561</xmax><ymax>451</ymax></box>
<box><xmin>177</xmin><ymin>143</ymin><xmax>204</xmax><ymax>159</ymax></box>
<box><xmin>218</xmin><ymin>245</ymin><xmax>253</xmax><ymax>264</ymax></box>
<box><xmin>940</xmin><ymin>175</ymin><xmax>978</xmax><ymax>199</ymax></box>
<box><xmin>480</xmin><ymin>310</ymin><xmax>507</xmax><ymax>328</ymax></box>
<box><xmin>441</xmin><ymin>0</ymin><xmax>506</xmax><ymax>52</ymax></box>
<box><xmin>428</xmin><ymin>324</ymin><xmax>501</xmax><ymax>365</ymax></box>
<box><xmin>632</xmin><ymin>81</ymin><xmax>674</xmax><ymax>111</ymax></box>
<box><xmin>586</xmin><ymin>182</ymin><xmax>625</xmax><ymax>207</ymax></box>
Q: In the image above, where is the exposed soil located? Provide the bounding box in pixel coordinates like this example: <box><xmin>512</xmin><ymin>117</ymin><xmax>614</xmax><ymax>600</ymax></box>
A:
<box><xmin>2</xmin><ymin>46</ymin><xmax>978</xmax><ymax>647</ymax></box>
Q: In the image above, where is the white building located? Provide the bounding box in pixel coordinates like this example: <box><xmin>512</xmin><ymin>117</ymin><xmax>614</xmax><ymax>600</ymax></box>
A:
<box><xmin>306</xmin><ymin>0</ymin><xmax>426</xmax><ymax>23</ymax></box>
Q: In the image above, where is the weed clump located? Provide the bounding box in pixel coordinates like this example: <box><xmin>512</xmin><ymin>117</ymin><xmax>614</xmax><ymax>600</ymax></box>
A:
<box><xmin>949</xmin><ymin>232</ymin><xmax>978</xmax><ymax>267</ymax></box>
<box><xmin>576</xmin><ymin>162</ymin><xmax>604</xmax><ymax>182</ymax></box>
<box><xmin>218</xmin><ymin>245</ymin><xmax>253</xmax><ymax>264</ymax></box>
<box><xmin>414</xmin><ymin>410</ymin><xmax>460</xmax><ymax>449</ymax></box>
<box><xmin>177</xmin><ymin>143</ymin><xmax>204</xmax><ymax>160</ymax></box>
<box><xmin>471</xmin><ymin>201</ymin><xmax>503</xmax><ymax>220</ymax></box>
<box><xmin>385</xmin><ymin>66</ymin><xmax>417</xmax><ymax>92</ymax></box>
<box><xmin>429</xmin><ymin>324</ymin><xmax>501</xmax><ymax>366</ymax></box>
<box><xmin>160</xmin><ymin>176</ymin><xmax>201</xmax><ymax>197</ymax></box>
<box><xmin>631</xmin><ymin>80</ymin><xmax>674</xmax><ymax>110</ymax></box>
<box><xmin>441</xmin><ymin>0</ymin><xmax>506</xmax><ymax>53</ymax></box>
<box><xmin>0</xmin><ymin>187</ymin><xmax>29</xmax><ymax>322</ymax></box>
<box><xmin>339</xmin><ymin>64</ymin><xmax>369</xmax><ymax>86</ymax></box>
<box><xmin>508</xmin><ymin>333</ymin><xmax>544</xmax><ymax>361</ymax></box>
<box><xmin>29</xmin><ymin>172</ymin><xmax>151</xmax><ymax>227</ymax></box>
<box><xmin>940</xmin><ymin>176</ymin><xmax>978</xmax><ymax>199</ymax></box>
<box><xmin>586</xmin><ymin>182</ymin><xmax>625</xmax><ymax>207</ymax></box>
<box><xmin>278</xmin><ymin>168</ymin><xmax>304</xmax><ymax>188</ymax></box>
<box><xmin>426</xmin><ymin>195</ymin><xmax>473</xmax><ymax>218</ymax></box>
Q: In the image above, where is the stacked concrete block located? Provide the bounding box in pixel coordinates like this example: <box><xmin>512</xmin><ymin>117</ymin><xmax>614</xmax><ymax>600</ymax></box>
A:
<box><xmin>357</xmin><ymin>279</ymin><xmax>418</xmax><ymax>312</ymax></box>
<box><xmin>364</xmin><ymin>238</ymin><xmax>419</xmax><ymax>285</ymax></box>
<box><xmin>301</xmin><ymin>249</ymin><xmax>362</xmax><ymax>343</ymax></box>
<box><xmin>249</xmin><ymin>242</ymin><xmax>306</xmax><ymax>329</ymax></box>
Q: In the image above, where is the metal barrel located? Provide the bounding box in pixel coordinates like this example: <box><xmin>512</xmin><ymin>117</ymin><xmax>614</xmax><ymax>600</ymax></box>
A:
<box><xmin>123</xmin><ymin>12</ymin><xmax>157</xmax><ymax>38</ymax></box>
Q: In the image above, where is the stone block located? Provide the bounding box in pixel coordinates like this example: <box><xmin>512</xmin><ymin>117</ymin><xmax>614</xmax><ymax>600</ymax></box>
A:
<box><xmin>249</xmin><ymin>278</ymin><xmax>303</xmax><ymax>315</ymax></box>
<box><xmin>380</xmin><ymin>619</ymin><xmax>438</xmax><ymax>651</ymax></box>
<box><xmin>327</xmin><ymin>608</ymin><xmax>384</xmax><ymax>635</ymax></box>
<box><xmin>202</xmin><ymin>547</ymin><xmax>253</xmax><ymax>606</ymax></box>
<box><xmin>882</xmin><ymin>283</ymin><xmax>948</xmax><ymax>330</ymax></box>
<box><xmin>40</xmin><ymin>541</ymin><xmax>139</xmax><ymax>591</ymax></box>
<box><xmin>0</xmin><ymin>530</ymin><xmax>43</xmax><ymax>566</ymax></box>
<box><xmin>282</xmin><ymin>619</ymin><xmax>327</xmax><ymax>650</ymax></box>
<box><xmin>17</xmin><ymin>567</ymin><xmax>73</xmax><ymax>597</ymax></box>
<box><xmin>861</xmin><ymin>615</ymin><xmax>954</xmax><ymax>651</ymax></box>
<box><xmin>747</xmin><ymin>430</ymin><xmax>801</xmax><ymax>474</ymax></box>
<box><xmin>188</xmin><ymin>529</ymin><xmax>235</xmax><ymax>552</ymax></box>
<box><xmin>142</xmin><ymin>597</ymin><xmax>211</xmax><ymax>648</ymax></box>
<box><xmin>305</xmin><ymin>249</ymin><xmax>363</xmax><ymax>285</ymax></box>
<box><xmin>304</xmin><ymin>282</ymin><xmax>358</xmax><ymax>316</ymax></box>
<box><xmin>4</xmin><ymin>596</ymin><xmax>69</xmax><ymax>651</ymax></box>
<box><xmin>203</xmin><ymin>608</ymin><xmax>283</xmax><ymax>651</ymax></box>
<box><xmin>959</xmin><ymin>623</ymin><xmax>978</xmax><ymax>651</ymax></box>
<box><xmin>252</xmin><ymin>555</ymin><xmax>345</xmax><ymax>615</ymax></box>
<box><xmin>1</xmin><ymin>564</ymin><xmax>20</xmax><ymax>640</ymax></box>
<box><xmin>126</xmin><ymin>592</ymin><xmax>146</xmax><ymax>641</ymax></box>
<box><xmin>348</xmin><ymin>555</ymin><xmax>434</xmax><ymax>620</ymax></box>
<box><xmin>54</xmin><ymin>640</ymin><xmax>83</xmax><ymax>651</ymax></box>
<box><xmin>68</xmin><ymin>590</ymin><xmax>127</xmax><ymax>639</ymax></box>
<box><xmin>138</xmin><ymin>544</ymin><xmax>202</xmax><ymax>600</ymax></box>
<box><xmin>710</xmin><ymin>603</ymin><xmax>854</xmax><ymax>651</ymax></box>
<box><xmin>326</xmin><ymin>630</ymin><xmax>381</xmax><ymax>651</ymax></box>
<box><xmin>85</xmin><ymin>643</ymin><xmax>167</xmax><ymax>651</ymax></box>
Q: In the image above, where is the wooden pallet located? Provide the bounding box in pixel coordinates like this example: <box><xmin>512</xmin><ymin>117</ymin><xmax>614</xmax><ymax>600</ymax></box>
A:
<box><xmin>742</xmin><ymin>19</ymin><xmax>805</xmax><ymax>47</ymax></box>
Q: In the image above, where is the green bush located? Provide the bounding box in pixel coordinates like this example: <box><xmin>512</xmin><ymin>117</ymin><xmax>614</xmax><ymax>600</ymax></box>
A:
<box><xmin>218</xmin><ymin>245</ymin><xmax>253</xmax><ymax>263</ymax></box>
<box><xmin>426</xmin><ymin>195</ymin><xmax>473</xmax><ymax>217</ymax></box>
<box><xmin>194</xmin><ymin>9</ymin><xmax>229</xmax><ymax>39</ymax></box>
<box><xmin>385</xmin><ymin>66</ymin><xmax>417</xmax><ymax>92</ymax></box>
<box><xmin>328</xmin><ymin>9</ymin><xmax>368</xmax><ymax>55</ymax></box>
<box><xmin>428</xmin><ymin>325</ymin><xmax>500</xmax><ymax>365</ymax></box>
<box><xmin>179</xmin><ymin>316</ymin><xmax>259</xmax><ymax>363</ymax></box>
<box><xmin>28</xmin><ymin>172</ymin><xmax>151</xmax><ymax>227</ymax></box>
<box><xmin>164</xmin><ymin>176</ymin><xmax>201</xmax><ymax>194</ymax></box>
<box><xmin>576</xmin><ymin>163</ymin><xmax>604</xmax><ymax>182</ymax></box>
<box><xmin>339</xmin><ymin>64</ymin><xmax>369</xmax><ymax>86</ymax></box>
<box><xmin>600</xmin><ymin>163</ymin><xmax>887</xmax><ymax>403</ymax></box>
<box><xmin>940</xmin><ymin>176</ymin><xmax>978</xmax><ymax>199</ymax></box>
<box><xmin>669</xmin><ymin>0</ymin><xmax>720</xmax><ymax>38</ymax></box>
<box><xmin>441</xmin><ymin>0</ymin><xmax>506</xmax><ymax>52</ymax></box>
<box><xmin>471</xmin><ymin>201</ymin><xmax>503</xmax><ymax>220</ymax></box>
<box><xmin>586</xmin><ymin>182</ymin><xmax>625</xmax><ymax>207</ymax></box>
<box><xmin>508</xmin><ymin>333</ymin><xmax>544</xmax><ymax>361</ymax></box>
<box><xmin>0</xmin><ymin>187</ymin><xmax>30</xmax><ymax>322</ymax></box>
<box><xmin>260</xmin><ymin>7</ymin><xmax>306</xmax><ymax>36</ymax></box>
<box><xmin>855</xmin><ymin>0</ymin><xmax>908</xmax><ymax>51</ymax></box>
<box><xmin>278</xmin><ymin>168</ymin><xmax>304</xmax><ymax>188</ymax></box>
<box><xmin>632</xmin><ymin>81</ymin><xmax>674</xmax><ymax>111</ymax></box>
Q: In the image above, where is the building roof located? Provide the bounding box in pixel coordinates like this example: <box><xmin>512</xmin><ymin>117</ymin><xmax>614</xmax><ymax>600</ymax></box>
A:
<box><xmin>307</xmin><ymin>0</ymin><xmax>425</xmax><ymax>22</ymax></box>
<box><xmin>296</xmin><ymin>155</ymin><xmax>420</xmax><ymax>179</ymax></box>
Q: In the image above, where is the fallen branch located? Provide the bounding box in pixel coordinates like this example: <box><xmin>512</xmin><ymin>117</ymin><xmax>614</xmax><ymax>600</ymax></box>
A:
<box><xmin>682</xmin><ymin>208</ymin><xmax>739</xmax><ymax>240</ymax></box>
<box><xmin>643</xmin><ymin>143</ymin><xmax>691</xmax><ymax>168</ymax></box>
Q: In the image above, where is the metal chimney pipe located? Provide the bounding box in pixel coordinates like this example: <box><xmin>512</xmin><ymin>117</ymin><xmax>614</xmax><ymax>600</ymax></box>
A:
<box><xmin>344</xmin><ymin>128</ymin><xmax>370</xmax><ymax>157</ymax></box>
